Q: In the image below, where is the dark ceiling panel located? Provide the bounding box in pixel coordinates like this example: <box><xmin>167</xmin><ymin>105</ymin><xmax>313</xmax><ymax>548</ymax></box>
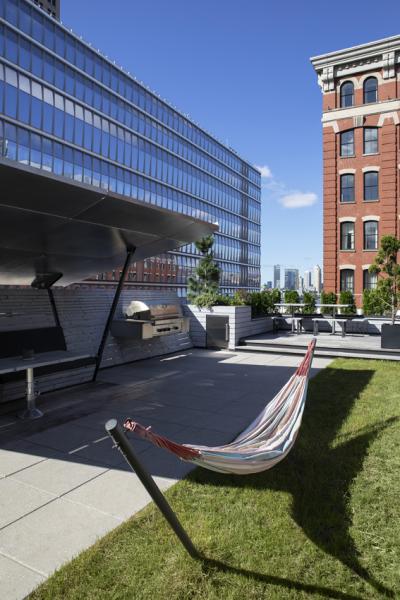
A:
<box><xmin>0</xmin><ymin>160</ymin><xmax>217</xmax><ymax>286</ymax></box>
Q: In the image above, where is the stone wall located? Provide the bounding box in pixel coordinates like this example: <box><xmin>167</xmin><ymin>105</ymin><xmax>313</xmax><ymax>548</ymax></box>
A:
<box><xmin>0</xmin><ymin>286</ymin><xmax>192</xmax><ymax>403</ymax></box>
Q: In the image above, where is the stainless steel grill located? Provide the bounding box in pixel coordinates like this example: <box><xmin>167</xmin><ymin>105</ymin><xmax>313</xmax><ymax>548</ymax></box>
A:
<box><xmin>111</xmin><ymin>301</ymin><xmax>189</xmax><ymax>340</ymax></box>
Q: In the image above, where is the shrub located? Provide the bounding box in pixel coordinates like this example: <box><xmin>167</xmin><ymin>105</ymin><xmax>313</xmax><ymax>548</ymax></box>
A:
<box><xmin>193</xmin><ymin>292</ymin><xmax>220</xmax><ymax>309</ymax></box>
<box><xmin>282</xmin><ymin>290</ymin><xmax>299</xmax><ymax>313</ymax></box>
<box><xmin>245</xmin><ymin>292</ymin><xmax>262</xmax><ymax>318</ymax></box>
<box><xmin>303</xmin><ymin>291</ymin><xmax>316</xmax><ymax>314</ymax></box>
<box><xmin>320</xmin><ymin>291</ymin><xmax>336</xmax><ymax>315</ymax></box>
<box><xmin>339</xmin><ymin>290</ymin><xmax>356</xmax><ymax>314</ymax></box>
<box><xmin>213</xmin><ymin>294</ymin><xmax>233</xmax><ymax>306</ymax></box>
<box><xmin>284</xmin><ymin>290</ymin><xmax>300</xmax><ymax>304</ymax></box>
<box><xmin>363</xmin><ymin>280</ymin><xmax>392</xmax><ymax>316</ymax></box>
<box><xmin>231</xmin><ymin>290</ymin><xmax>249</xmax><ymax>306</ymax></box>
<box><xmin>270</xmin><ymin>288</ymin><xmax>281</xmax><ymax>308</ymax></box>
<box><xmin>236</xmin><ymin>289</ymin><xmax>281</xmax><ymax>318</ymax></box>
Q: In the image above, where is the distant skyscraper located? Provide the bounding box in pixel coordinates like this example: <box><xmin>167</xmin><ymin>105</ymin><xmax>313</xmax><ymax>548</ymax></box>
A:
<box><xmin>304</xmin><ymin>270</ymin><xmax>313</xmax><ymax>291</ymax></box>
<box><xmin>265</xmin><ymin>281</ymin><xmax>272</xmax><ymax>289</ymax></box>
<box><xmin>299</xmin><ymin>276</ymin><xmax>304</xmax><ymax>294</ymax></box>
<box><xmin>313</xmin><ymin>265</ymin><xmax>322</xmax><ymax>294</ymax></box>
<box><xmin>284</xmin><ymin>268</ymin><xmax>299</xmax><ymax>291</ymax></box>
<box><xmin>273</xmin><ymin>265</ymin><xmax>281</xmax><ymax>289</ymax></box>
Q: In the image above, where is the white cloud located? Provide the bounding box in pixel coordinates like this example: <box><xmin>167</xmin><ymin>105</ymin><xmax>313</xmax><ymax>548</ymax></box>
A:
<box><xmin>256</xmin><ymin>160</ymin><xmax>318</xmax><ymax>209</ymax></box>
<box><xmin>279</xmin><ymin>192</ymin><xmax>318</xmax><ymax>209</ymax></box>
<box><xmin>255</xmin><ymin>164</ymin><xmax>272</xmax><ymax>179</ymax></box>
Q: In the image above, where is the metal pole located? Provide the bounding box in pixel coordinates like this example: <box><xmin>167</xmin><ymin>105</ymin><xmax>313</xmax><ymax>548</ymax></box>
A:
<box><xmin>18</xmin><ymin>367</ymin><xmax>43</xmax><ymax>420</ymax></box>
<box><xmin>105</xmin><ymin>419</ymin><xmax>201</xmax><ymax>560</ymax></box>
<box><xmin>47</xmin><ymin>288</ymin><xmax>61</xmax><ymax>328</ymax></box>
<box><xmin>92</xmin><ymin>246</ymin><xmax>135</xmax><ymax>381</ymax></box>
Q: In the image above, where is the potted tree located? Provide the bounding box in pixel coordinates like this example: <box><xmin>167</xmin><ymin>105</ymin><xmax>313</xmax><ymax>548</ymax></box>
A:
<box><xmin>338</xmin><ymin>290</ymin><xmax>356</xmax><ymax>315</ymax></box>
<box><xmin>320</xmin><ymin>291</ymin><xmax>336</xmax><ymax>316</ymax></box>
<box><xmin>369</xmin><ymin>235</ymin><xmax>400</xmax><ymax>349</ymax></box>
<box><xmin>187</xmin><ymin>235</ymin><xmax>221</xmax><ymax>308</ymax></box>
<box><xmin>303</xmin><ymin>291</ymin><xmax>316</xmax><ymax>315</ymax></box>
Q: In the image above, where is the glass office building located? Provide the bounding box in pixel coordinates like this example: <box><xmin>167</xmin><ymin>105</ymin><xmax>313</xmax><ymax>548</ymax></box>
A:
<box><xmin>0</xmin><ymin>0</ymin><xmax>261</xmax><ymax>296</ymax></box>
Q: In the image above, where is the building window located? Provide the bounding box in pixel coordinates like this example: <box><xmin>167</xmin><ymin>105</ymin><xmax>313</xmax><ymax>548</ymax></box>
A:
<box><xmin>340</xmin><ymin>269</ymin><xmax>354</xmax><ymax>293</ymax></box>
<box><xmin>340</xmin><ymin>81</ymin><xmax>354</xmax><ymax>107</ymax></box>
<box><xmin>363</xmin><ymin>127</ymin><xmax>378</xmax><ymax>154</ymax></box>
<box><xmin>363</xmin><ymin>220</ymin><xmax>378</xmax><ymax>250</ymax></box>
<box><xmin>364</xmin><ymin>171</ymin><xmax>379</xmax><ymax>201</ymax></box>
<box><xmin>363</xmin><ymin>77</ymin><xmax>378</xmax><ymax>104</ymax></box>
<box><xmin>363</xmin><ymin>269</ymin><xmax>377</xmax><ymax>290</ymax></box>
<box><xmin>340</xmin><ymin>130</ymin><xmax>354</xmax><ymax>157</ymax></box>
<box><xmin>340</xmin><ymin>173</ymin><xmax>355</xmax><ymax>202</ymax></box>
<box><xmin>340</xmin><ymin>222</ymin><xmax>355</xmax><ymax>250</ymax></box>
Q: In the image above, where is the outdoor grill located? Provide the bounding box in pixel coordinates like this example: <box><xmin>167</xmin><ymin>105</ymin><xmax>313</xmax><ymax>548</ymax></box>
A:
<box><xmin>111</xmin><ymin>300</ymin><xmax>189</xmax><ymax>340</ymax></box>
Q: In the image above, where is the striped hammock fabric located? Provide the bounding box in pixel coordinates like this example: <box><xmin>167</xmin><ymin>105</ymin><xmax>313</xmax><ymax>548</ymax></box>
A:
<box><xmin>124</xmin><ymin>339</ymin><xmax>316</xmax><ymax>475</ymax></box>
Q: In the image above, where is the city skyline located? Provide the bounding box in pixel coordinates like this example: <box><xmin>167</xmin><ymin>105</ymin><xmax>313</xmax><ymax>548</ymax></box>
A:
<box><xmin>272</xmin><ymin>263</ymin><xmax>322</xmax><ymax>292</ymax></box>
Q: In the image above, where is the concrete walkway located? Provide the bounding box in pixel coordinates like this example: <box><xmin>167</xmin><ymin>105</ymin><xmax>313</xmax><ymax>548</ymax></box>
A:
<box><xmin>0</xmin><ymin>349</ymin><xmax>331</xmax><ymax>599</ymax></box>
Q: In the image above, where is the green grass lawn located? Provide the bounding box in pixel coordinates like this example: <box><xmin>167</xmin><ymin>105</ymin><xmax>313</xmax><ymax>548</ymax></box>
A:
<box><xmin>30</xmin><ymin>359</ymin><xmax>400</xmax><ymax>600</ymax></box>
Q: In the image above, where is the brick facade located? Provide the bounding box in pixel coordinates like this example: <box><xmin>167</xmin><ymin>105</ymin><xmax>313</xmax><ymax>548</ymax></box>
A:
<box><xmin>311</xmin><ymin>37</ymin><xmax>400</xmax><ymax>306</ymax></box>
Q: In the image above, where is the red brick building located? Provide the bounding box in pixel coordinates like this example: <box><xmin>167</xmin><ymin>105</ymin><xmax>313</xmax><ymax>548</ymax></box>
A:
<box><xmin>311</xmin><ymin>36</ymin><xmax>400</xmax><ymax>306</ymax></box>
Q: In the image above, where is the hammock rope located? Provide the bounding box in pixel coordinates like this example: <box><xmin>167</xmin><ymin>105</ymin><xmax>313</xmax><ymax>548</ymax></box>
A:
<box><xmin>124</xmin><ymin>339</ymin><xmax>316</xmax><ymax>475</ymax></box>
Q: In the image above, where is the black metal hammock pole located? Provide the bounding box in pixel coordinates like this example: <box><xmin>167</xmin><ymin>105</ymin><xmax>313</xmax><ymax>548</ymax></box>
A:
<box><xmin>105</xmin><ymin>419</ymin><xmax>201</xmax><ymax>560</ymax></box>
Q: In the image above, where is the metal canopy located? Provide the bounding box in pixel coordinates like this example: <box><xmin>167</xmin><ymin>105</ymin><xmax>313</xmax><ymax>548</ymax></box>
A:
<box><xmin>0</xmin><ymin>159</ymin><xmax>217</xmax><ymax>286</ymax></box>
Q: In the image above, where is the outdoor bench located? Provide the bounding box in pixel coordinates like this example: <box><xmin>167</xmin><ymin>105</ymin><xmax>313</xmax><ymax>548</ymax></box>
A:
<box><xmin>272</xmin><ymin>315</ymin><xmax>285</xmax><ymax>333</ymax></box>
<box><xmin>312</xmin><ymin>317</ymin><xmax>348</xmax><ymax>337</ymax></box>
<box><xmin>272</xmin><ymin>315</ymin><xmax>303</xmax><ymax>334</ymax></box>
<box><xmin>0</xmin><ymin>327</ymin><xmax>94</xmax><ymax>418</ymax></box>
<box><xmin>312</xmin><ymin>318</ymin><xmax>326</xmax><ymax>335</ymax></box>
<box><xmin>331</xmin><ymin>318</ymin><xmax>347</xmax><ymax>337</ymax></box>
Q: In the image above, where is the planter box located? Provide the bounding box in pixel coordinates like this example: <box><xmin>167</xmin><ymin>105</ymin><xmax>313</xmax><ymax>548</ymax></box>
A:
<box><xmin>381</xmin><ymin>323</ymin><xmax>400</xmax><ymax>349</ymax></box>
<box><xmin>184</xmin><ymin>305</ymin><xmax>273</xmax><ymax>349</ymax></box>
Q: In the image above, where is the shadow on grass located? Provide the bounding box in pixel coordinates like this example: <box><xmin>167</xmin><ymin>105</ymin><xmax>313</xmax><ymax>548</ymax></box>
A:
<box><xmin>200</xmin><ymin>557</ymin><xmax>365</xmax><ymax>600</ymax></box>
<box><xmin>188</xmin><ymin>367</ymin><xmax>397</xmax><ymax>598</ymax></box>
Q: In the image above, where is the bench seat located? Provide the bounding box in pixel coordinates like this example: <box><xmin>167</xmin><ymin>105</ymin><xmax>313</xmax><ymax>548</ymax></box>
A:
<box><xmin>0</xmin><ymin>327</ymin><xmax>95</xmax><ymax>383</ymax></box>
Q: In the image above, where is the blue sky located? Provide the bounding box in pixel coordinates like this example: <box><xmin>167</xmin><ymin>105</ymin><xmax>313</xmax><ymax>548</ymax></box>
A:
<box><xmin>62</xmin><ymin>0</ymin><xmax>399</xmax><ymax>284</ymax></box>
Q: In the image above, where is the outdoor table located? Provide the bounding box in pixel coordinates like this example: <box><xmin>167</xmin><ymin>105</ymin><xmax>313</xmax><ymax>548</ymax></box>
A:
<box><xmin>0</xmin><ymin>351</ymin><xmax>92</xmax><ymax>420</ymax></box>
<box><xmin>315</xmin><ymin>304</ymin><xmax>350</xmax><ymax>335</ymax></box>
<box><xmin>315</xmin><ymin>304</ymin><xmax>349</xmax><ymax>319</ymax></box>
<box><xmin>274</xmin><ymin>304</ymin><xmax>306</xmax><ymax>333</ymax></box>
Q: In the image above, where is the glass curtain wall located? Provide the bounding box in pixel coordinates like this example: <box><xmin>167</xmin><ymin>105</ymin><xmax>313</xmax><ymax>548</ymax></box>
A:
<box><xmin>0</xmin><ymin>0</ymin><xmax>261</xmax><ymax>295</ymax></box>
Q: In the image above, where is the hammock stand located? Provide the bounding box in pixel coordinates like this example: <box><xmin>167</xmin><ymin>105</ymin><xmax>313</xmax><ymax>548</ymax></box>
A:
<box><xmin>105</xmin><ymin>339</ymin><xmax>316</xmax><ymax>559</ymax></box>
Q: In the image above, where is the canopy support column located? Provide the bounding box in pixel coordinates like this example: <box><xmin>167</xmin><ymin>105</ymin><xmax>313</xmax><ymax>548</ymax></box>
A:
<box><xmin>47</xmin><ymin>288</ymin><xmax>61</xmax><ymax>328</ymax></box>
<box><xmin>93</xmin><ymin>246</ymin><xmax>135</xmax><ymax>381</ymax></box>
<box><xmin>105</xmin><ymin>419</ymin><xmax>201</xmax><ymax>560</ymax></box>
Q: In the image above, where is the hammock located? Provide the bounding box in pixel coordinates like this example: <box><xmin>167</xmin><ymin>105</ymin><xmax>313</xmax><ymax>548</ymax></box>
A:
<box><xmin>124</xmin><ymin>339</ymin><xmax>316</xmax><ymax>475</ymax></box>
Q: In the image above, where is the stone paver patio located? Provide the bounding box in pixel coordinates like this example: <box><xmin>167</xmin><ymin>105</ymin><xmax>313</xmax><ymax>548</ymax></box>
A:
<box><xmin>0</xmin><ymin>348</ymin><xmax>331</xmax><ymax>599</ymax></box>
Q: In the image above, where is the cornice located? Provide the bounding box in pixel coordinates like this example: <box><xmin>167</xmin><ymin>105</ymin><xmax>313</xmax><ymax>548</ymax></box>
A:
<box><xmin>321</xmin><ymin>99</ymin><xmax>400</xmax><ymax>123</ymax></box>
<box><xmin>310</xmin><ymin>35</ymin><xmax>400</xmax><ymax>93</ymax></box>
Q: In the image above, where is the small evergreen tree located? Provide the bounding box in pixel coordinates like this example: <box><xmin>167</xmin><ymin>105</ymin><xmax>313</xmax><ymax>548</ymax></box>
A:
<box><xmin>369</xmin><ymin>235</ymin><xmax>400</xmax><ymax>324</ymax></box>
<box><xmin>187</xmin><ymin>235</ymin><xmax>221</xmax><ymax>308</ymax></box>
